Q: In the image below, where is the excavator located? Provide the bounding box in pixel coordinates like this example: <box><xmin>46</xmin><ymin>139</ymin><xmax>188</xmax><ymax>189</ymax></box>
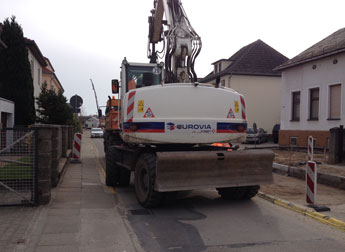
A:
<box><xmin>103</xmin><ymin>0</ymin><xmax>274</xmax><ymax>207</ymax></box>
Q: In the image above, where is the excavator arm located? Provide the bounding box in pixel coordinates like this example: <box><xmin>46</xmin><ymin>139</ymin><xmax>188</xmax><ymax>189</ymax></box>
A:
<box><xmin>148</xmin><ymin>0</ymin><xmax>202</xmax><ymax>83</ymax></box>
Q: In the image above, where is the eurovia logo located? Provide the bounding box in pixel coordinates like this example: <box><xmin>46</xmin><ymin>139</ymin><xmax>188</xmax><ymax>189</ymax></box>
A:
<box><xmin>166</xmin><ymin>122</ymin><xmax>175</xmax><ymax>131</ymax></box>
<box><xmin>177</xmin><ymin>124</ymin><xmax>212</xmax><ymax>130</ymax></box>
<box><xmin>166</xmin><ymin>122</ymin><xmax>213</xmax><ymax>132</ymax></box>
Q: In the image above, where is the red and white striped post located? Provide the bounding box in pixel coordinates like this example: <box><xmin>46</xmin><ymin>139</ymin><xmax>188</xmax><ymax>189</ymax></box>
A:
<box><xmin>306</xmin><ymin>160</ymin><xmax>317</xmax><ymax>205</ymax></box>
<box><xmin>71</xmin><ymin>133</ymin><xmax>82</xmax><ymax>163</ymax></box>
<box><xmin>308</xmin><ymin>136</ymin><xmax>313</xmax><ymax>161</ymax></box>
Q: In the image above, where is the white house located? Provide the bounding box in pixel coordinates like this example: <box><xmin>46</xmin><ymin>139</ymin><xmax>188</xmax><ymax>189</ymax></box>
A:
<box><xmin>275</xmin><ymin>28</ymin><xmax>345</xmax><ymax>148</ymax></box>
<box><xmin>25</xmin><ymin>38</ymin><xmax>47</xmax><ymax>105</ymax></box>
<box><xmin>202</xmin><ymin>40</ymin><xmax>288</xmax><ymax>132</ymax></box>
<box><xmin>0</xmin><ymin>98</ymin><xmax>15</xmax><ymax>149</ymax></box>
<box><xmin>0</xmin><ymin>98</ymin><xmax>15</xmax><ymax>129</ymax></box>
<box><xmin>84</xmin><ymin>117</ymin><xmax>99</xmax><ymax>129</ymax></box>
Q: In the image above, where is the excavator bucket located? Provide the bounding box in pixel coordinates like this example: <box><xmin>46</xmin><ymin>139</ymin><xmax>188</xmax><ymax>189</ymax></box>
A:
<box><xmin>155</xmin><ymin>149</ymin><xmax>274</xmax><ymax>192</ymax></box>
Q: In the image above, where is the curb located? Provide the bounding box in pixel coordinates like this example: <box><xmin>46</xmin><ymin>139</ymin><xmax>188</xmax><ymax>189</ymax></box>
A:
<box><xmin>89</xmin><ymin>140</ymin><xmax>116</xmax><ymax>194</ymax></box>
<box><xmin>56</xmin><ymin>150</ymin><xmax>72</xmax><ymax>181</ymax></box>
<box><xmin>273</xmin><ymin>163</ymin><xmax>345</xmax><ymax>190</ymax></box>
<box><xmin>258</xmin><ymin>192</ymin><xmax>345</xmax><ymax>232</ymax></box>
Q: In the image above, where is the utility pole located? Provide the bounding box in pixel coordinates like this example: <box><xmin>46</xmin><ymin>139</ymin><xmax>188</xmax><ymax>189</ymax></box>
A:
<box><xmin>90</xmin><ymin>79</ymin><xmax>100</xmax><ymax>116</ymax></box>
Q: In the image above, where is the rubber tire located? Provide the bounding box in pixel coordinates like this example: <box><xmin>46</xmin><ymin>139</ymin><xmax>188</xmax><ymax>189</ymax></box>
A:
<box><xmin>103</xmin><ymin>132</ymin><xmax>108</xmax><ymax>153</ymax></box>
<box><xmin>118</xmin><ymin>168</ymin><xmax>131</xmax><ymax>187</ymax></box>
<box><xmin>243</xmin><ymin>185</ymin><xmax>260</xmax><ymax>200</ymax></box>
<box><xmin>134</xmin><ymin>153</ymin><xmax>163</xmax><ymax>208</ymax></box>
<box><xmin>217</xmin><ymin>185</ymin><xmax>260</xmax><ymax>200</ymax></box>
<box><xmin>105</xmin><ymin>146</ymin><xmax>120</xmax><ymax>186</ymax></box>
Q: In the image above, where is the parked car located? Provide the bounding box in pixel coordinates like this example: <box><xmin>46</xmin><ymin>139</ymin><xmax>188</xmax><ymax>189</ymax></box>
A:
<box><xmin>90</xmin><ymin>128</ymin><xmax>104</xmax><ymax>138</ymax></box>
<box><xmin>245</xmin><ymin>128</ymin><xmax>268</xmax><ymax>144</ymax></box>
<box><xmin>272</xmin><ymin>124</ymin><xmax>280</xmax><ymax>144</ymax></box>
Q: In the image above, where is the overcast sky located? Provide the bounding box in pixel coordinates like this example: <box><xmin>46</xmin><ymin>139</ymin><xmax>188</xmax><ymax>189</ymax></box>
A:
<box><xmin>1</xmin><ymin>0</ymin><xmax>344</xmax><ymax>115</ymax></box>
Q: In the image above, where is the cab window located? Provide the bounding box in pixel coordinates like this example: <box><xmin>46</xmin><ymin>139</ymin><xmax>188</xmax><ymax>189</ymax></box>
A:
<box><xmin>126</xmin><ymin>65</ymin><xmax>162</xmax><ymax>91</ymax></box>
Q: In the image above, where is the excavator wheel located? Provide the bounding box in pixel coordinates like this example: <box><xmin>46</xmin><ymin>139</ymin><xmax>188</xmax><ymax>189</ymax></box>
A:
<box><xmin>217</xmin><ymin>185</ymin><xmax>260</xmax><ymax>200</ymax></box>
<box><xmin>134</xmin><ymin>153</ymin><xmax>163</xmax><ymax>208</ymax></box>
<box><xmin>105</xmin><ymin>146</ymin><xmax>121</xmax><ymax>186</ymax></box>
<box><xmin>118</xmin><ymin>168</ymin><xmax>131</xmax><ymax>187</ymax></box>
<box><xmin>243</xmin><ymin>185</ymin><xmax>260</xmax><ymax>199</ymax></box>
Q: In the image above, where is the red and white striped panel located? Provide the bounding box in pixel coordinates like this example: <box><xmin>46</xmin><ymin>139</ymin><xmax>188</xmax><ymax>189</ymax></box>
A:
<box><xmin>308</xmin><ymin>136</ymin><xmax>313</xmax><ymax>161</ymax></box>
<box><xmin>127</xmin><ymin>91</ymin><xmax>136</xmax><ymax>122</ymax></box>
<box><xmin>72</xmin><ymin>133</ymin><xmax>82</xmax><ymax>160</ymax></box>
<box><xmin>306</xmin><ymin>161</ymin><xmax>317</xmax><ymax>205</ymax></box>
<box><xmin>240</xmin><ymin>96</ymin><xmax>246</xmax><ymax>120</ymax></box>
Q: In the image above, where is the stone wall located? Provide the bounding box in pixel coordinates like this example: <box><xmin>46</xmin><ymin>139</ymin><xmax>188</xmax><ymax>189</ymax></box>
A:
<box><xmin>32</xmin><ymin>124</ymin><xmax>74</xmax><ymax>205</ymax></box>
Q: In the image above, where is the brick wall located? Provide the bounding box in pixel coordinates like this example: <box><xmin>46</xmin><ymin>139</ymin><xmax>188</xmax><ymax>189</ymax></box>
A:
<box><xmin>279</xmin><ymin>130</ymin><xmax>330</xmax><ymax>148</ymax></box>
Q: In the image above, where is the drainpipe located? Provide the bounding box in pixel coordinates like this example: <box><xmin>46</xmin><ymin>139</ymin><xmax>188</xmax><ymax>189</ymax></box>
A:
<box><xmin>340</xmin><ymin>125</ymin><xmax>343</xmax><ymax>162</ymax></box>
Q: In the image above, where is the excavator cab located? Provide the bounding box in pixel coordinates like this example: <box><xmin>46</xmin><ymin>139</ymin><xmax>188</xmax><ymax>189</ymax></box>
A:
<box><xmin>124</xmin><ymin>63</ymin><xmax>163</xmax><ymax>91</ymax></box>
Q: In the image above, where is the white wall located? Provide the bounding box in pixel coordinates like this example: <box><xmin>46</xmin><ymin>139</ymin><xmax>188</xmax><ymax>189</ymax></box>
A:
<box><xmin>0</xmin><ymin>98</ymin><xmax>15</xmax><ymax>128</ymax></box>
<box><xmin>28</xmin><ymin>49</ymin><xmax>42</xmax><ymax>105</ymax></box>
<box><xmin>281</xmin><ymin>54</ymin><xmax>345</xmax><ymax>131</ymax></box>
<box><xmin>85</xmin><ymin>117</ymin><xmax>99</xmax><ymax>128</ymax></box>
<box><xmin>229</xmin><ymin>75</ymin><xmax>282</xmax><ymax>132</ymax></box>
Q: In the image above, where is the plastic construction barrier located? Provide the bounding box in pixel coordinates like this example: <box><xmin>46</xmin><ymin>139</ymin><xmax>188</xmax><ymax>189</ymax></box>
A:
<box><xmin>306</xmin><ymin>161</ymin><xmax>317</xmax><ymax>205</ymax></box>
<box><xmin>308</xmin><ymin>136</ymin><xmax>313</xmax><ymax>161</ymax></box>
<box><xmin>72</xmin><ymin>133</ymin><xmax>82</xmax><ymax>163</ymax></box>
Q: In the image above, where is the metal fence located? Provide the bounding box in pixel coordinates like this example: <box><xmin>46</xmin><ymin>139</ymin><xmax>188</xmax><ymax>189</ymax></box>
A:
<box><xmin>0</xmin><ymin>128</ymin><xmax>38</xmax><ymax>206</ymax></box>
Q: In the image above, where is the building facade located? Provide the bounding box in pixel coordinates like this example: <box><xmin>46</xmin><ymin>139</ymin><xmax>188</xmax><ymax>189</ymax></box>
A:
<box><xmin>25</xmin><ymin>38</ymin><xmax>47</xmax><ymax>102</ymax></box>
<box><xmin>0</xmin><ymin>98</ymin><xmax>15</xmax><ymax>129</ymax></box>
<box><xmin>276</xmin><ymin>28</ymin><xmax>345</xmax><ymax>148</ymax></box>
<box><xmin>42</xmin><ymin>57</ymin><xmax>64</xmax><ymax>93</ymax></box>
<box><xmin>84</xmin><ymin>117</ymin><xmax>99</xmax><ymax>129</ymax></box>
<box><xmin>202</xmin><ymin>40</ymin><xmax>288</xmax><ymax>132</ymax></box>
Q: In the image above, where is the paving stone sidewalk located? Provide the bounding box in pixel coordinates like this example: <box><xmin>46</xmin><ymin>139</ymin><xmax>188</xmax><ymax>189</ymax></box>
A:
<box><xmin>0</xmin><ymin>137</ymin><xmax>140</xmax><ymax>252</ymax></box>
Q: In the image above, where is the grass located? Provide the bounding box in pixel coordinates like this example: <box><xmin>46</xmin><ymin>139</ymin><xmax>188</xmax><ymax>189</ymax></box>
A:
<box><xmin>0</xmin><ymin>156</ymin><xmax>33</xmax><ymax>180</ymax></box>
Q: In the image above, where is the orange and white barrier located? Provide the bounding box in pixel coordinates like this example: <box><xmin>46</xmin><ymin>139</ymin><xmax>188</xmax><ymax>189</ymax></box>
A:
<box><xmin>72</xmin><ymin>133</ymin><xmax>82</xmax><ymax>162</ymax></box>
<box><xmin>306</xmin><ymin>160</ymin><xmax>317</xmax><ymax>205</ymax></box>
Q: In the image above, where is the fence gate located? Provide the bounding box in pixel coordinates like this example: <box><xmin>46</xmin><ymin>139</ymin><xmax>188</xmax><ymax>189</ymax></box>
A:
<box><xmin>0</xmin><ymin>128</ymin><xmax>38</xmax><ymax>206</ymax></box>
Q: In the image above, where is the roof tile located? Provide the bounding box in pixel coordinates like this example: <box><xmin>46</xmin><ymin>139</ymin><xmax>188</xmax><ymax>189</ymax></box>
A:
<box><xmin>202</xmin><ymin>40</ymin><xmax>288</xmax><ymax>82</ymax></box>
<box><xmin>276</xmin><ymin>27</ymin><xmax>345</xmax><ymax>70</ymax></box>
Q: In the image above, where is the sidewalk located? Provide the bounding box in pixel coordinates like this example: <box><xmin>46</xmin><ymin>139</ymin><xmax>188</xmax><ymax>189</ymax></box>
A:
<box><xmin>0</xmin><ymin>136</ymin><xmax>140</xmax><ymax>252</ymax></box>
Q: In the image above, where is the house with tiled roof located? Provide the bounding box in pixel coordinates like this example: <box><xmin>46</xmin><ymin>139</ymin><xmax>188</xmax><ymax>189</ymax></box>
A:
<box><xmin>25</xmin><ymin>37</ymin><xmax>47</xmax><ymax>103</ymax></box>
<box><xmin>42</xmin><ymin>57</ymin><xmax>64</xmax><ymax>93</ymax></box>
<box><xmin>275</xmin><ymin>28</ymin><xmax>345</xmax><ymax>148</ymax></box>
<box><xmin>202</xmin><ymin>40</ymin><xmax>288</xmax><ymax>132</ymax></box>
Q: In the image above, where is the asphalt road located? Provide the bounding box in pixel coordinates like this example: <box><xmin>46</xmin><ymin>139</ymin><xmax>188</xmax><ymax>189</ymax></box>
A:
<box><xmin>91</xmin><ymin>137</ymin><xmax>345</xmax><ymax>252</ymax></box>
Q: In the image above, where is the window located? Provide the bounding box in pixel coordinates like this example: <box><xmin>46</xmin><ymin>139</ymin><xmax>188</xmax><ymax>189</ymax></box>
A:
<box><xmin>214</xmin><ymin>65</ymin><xmax>218</xmax><ymax>73</ymax></box>
<box><xmin>290</xmin><ymin>137</ymin><xmax>298</xmax><ymax>146</ymax></box>
<box><xmin>309</xmin><ymin>88</ymin><xmax>319</xmax><ymax>120</ymax></box>
<box><xmin>291</xmin><ymin>91</ymin><xmax>300</xmax><ymax>121</ymax></box>
<box><xmin>219</xmin><ymin>63</ymin><xmax>222</xmax><ymax>72</ymax></box>
<box><xmin>329</xmin><ymin>84</ymin><xmax>341</xmax><ymax>120</ymax></box>
<box><xmin>126</xmin><ymin>65</ymin><xmax>162</xmax><ymax>91</ymax></box>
